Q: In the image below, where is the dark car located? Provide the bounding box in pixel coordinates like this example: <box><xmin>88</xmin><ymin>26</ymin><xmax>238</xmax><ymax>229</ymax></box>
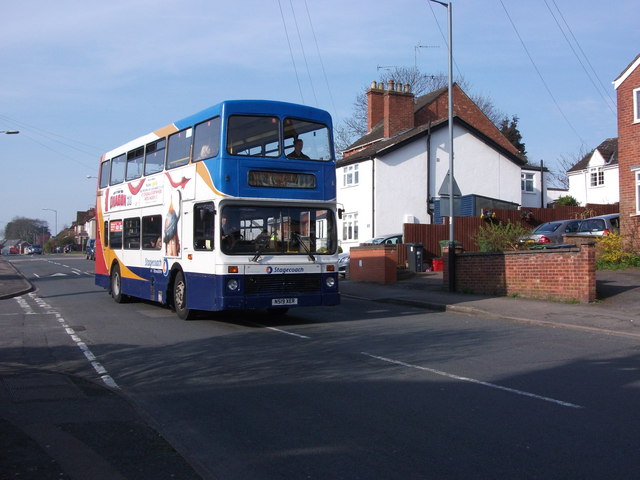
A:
<box><xmin>85</xmin><ymin>239</ymin><xmax>96</xmax><ymax>260</ymax></box>
<box><xmin>521</xmin><ymin>219</ymin><xmax>582</xmax><ymax>244</ymax></box>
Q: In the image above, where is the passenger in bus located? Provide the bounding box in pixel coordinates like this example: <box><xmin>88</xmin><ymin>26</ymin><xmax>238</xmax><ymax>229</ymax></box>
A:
<box><xmin>286</xmin><ymin>139</ymin><xmax>310</xmax><ymax>159</ymax></box>
<box><xmin>196</xmin><ymin>144</ymin><xmax>212</xmax><ymax>161</ymax></box>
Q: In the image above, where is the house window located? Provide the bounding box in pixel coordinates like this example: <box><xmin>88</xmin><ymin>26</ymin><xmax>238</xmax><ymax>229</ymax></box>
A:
<box><xmin>343</xmin><ymin>164</ymin><xmax>359</xmax><ymax>187</ymax></box>
<box><xmin>634</xmin><ymin>88</ymin><xmax>640</xmax><ymax>123</ymax></box>
<box><xmin>590</xmin><ymin>167</ymin><xmax>604</xmax><ymax>187</ymax></box>
<box><xmin>342</xmin><ymin>213</ymin><xmax>358</xmax><ymax>241</ymax></box>
<box><xmin>521</xmin><ymin>173</ymin><xmax>534</xmax><ymax>192</ymax></box>
<box><xmin>636</xmin><ymin>171</ymin><xmax>640</xmax><ymax>214</ymax></box>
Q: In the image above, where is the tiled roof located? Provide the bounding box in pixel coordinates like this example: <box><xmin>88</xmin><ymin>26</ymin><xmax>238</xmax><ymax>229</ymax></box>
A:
<box><xmin>567</xmin><ymin>138</ymin><xmax>618</xmax><ymax>172</ymax></box>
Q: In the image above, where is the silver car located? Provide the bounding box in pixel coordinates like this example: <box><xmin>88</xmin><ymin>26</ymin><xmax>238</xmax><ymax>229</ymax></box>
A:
<box><xmin>521</xmin><ymin>219</ymin><xmax>582</xmax><ymax>244</ymax></box>
<box><xmin>575</xmin><ymin>214</ymin><xmax>619</xmax><ymax>236</ymax></box>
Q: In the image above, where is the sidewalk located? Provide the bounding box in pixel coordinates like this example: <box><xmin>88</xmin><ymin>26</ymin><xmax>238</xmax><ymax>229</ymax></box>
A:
<box><xmin>339</xmin><ymin>268</ymin><xmax>640</xmax><ymax>337</ymax></box>
<box><xmin>0</xmin><ymin>257</ymin><xmax>202</xmax><ymax>479</ymax></box>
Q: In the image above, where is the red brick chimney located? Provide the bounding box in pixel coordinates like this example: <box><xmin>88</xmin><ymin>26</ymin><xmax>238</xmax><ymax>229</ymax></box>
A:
<box><xmin>383</xmin><ymin>80</ymin><xmax>414</xmax><ymax>138</ymax></box>
<box><xmin>366</xmin><ymin>80</ymin><xmax>415</xmax><ymax>137</ymax></box>
<box><xmin>367</xmin><ymin>81</ymin><xmax>385</xmax><ymax>131</ymax></box>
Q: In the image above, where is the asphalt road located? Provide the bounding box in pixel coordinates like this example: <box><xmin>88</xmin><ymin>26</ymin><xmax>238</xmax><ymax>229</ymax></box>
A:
<box><xmin>4</xmin><ymin>255</ymin><xmax>640</xmax><ymax>479</ymax></box>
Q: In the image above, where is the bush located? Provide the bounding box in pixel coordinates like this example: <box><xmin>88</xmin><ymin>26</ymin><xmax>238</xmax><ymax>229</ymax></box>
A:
<box><xmin>555</xmin><ymin>195</ymin><xmax>579</xmax><ymax>206</ymax></box>
<box><xmin>474</xmin><ymin>221</ymin><xmax>529</xmax><ymax>252</ymax></box>
<box><xmin>595</xmin><ymin>233</ymin><xmax>640</xmax><ymax>269</ymax></box>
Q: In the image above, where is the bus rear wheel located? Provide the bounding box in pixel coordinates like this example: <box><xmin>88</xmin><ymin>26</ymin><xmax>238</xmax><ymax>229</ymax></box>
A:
<box><xmin>173</xmin><ymin>270</ymin><xmax>195</xmax><ymax>320</ymax></box>
<box><xmin>110</xmin><ymin>264</ymin><xmax>128</xmax><ymax>303</ymax></box>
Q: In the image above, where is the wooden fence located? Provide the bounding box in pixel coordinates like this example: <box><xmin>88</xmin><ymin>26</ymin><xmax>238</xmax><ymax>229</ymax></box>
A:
<box><xmin>401</xmin><ymin>203</ymin><xmax>618</xmax><ymax>263</ymax></box>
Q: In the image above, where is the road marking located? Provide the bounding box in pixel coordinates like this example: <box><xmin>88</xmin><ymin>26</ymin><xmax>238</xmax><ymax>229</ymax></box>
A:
<box><xmin>361</xmin><ymin>352</ymin><xmax>583</xmax><ymax>409</ymax></box>
<box><xmin>247</xmin><ymin>321</ymin><xmax>310</xmax><ymax>339</ymax></box>
<box><xmin>14</xmin><ymin>293</ymin><xmax>119</xmax><ymax>390</ymax></box>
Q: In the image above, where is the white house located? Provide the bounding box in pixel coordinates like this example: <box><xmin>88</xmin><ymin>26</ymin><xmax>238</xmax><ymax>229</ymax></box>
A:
<box><xmin>337</xmin><ymin>81</ymin><xmax>526</xmax><ymax>252</ymax></box>
<box><xmin>567</xmin><ymin>138</ymin><xmax>619</xmax><ymax>206</ymax></box>
<box><xmin>520</xmin><ymin>162</ymin><xmax>552</xmax><ymax>208</ymax></box>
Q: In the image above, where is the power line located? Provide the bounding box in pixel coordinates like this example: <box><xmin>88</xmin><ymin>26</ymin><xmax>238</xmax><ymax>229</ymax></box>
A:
<box><xmin>546</xmin><ymin>0</ymin><xmax>617</xmax><ymax>114</ymax></box>
<box><xmin>277</xmin><ymin>0</ymin><xmax>305</xmax><ymax>104</ymax></box>
<box><xmin>289</xmin><ymin>0</ymin><xmax>318</xmax><ymax>106</ymax></box>
<box><xmin>303</xmin><ymin>0</ymin><xmax>337</xmax><ymax>116</ymax></box>
<box><xmin>0</xmin><ymin>113</ymin><xmax>103</xmax><ymax>158</ymax></box>
<box><xmin>499</xmin><ymin>0</ymin><xmax>586</xmax><ymax>145</ymax></box>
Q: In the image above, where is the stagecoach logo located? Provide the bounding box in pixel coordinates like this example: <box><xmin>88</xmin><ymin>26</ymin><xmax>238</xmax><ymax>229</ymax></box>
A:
<box><xmin>162</xmin><ymin>258</ymin><xmax>169</xmax><ymax>277</ymax></box>
<box><xmin>266</xmin><ymin>266</ymin><xmax>304</xmax><ymax>274</ymax></box>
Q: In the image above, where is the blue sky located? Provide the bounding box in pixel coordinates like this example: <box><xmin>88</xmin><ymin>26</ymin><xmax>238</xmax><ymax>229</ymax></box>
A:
<box><xmin>0</xmin><ymin>0</ymin><xmax>637</xmax><ymax>235</ymax></box>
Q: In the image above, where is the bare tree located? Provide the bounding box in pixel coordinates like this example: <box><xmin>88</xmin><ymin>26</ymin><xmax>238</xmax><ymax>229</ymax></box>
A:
<box><xmin>549</xmin><ymin>145</ymin><xmax>591</xmax><ymax>189</ymax></box>
<box><xmin>335</xmin><ymin>66</ymin><xmax>505</xmax><ymax>152</ymax></box>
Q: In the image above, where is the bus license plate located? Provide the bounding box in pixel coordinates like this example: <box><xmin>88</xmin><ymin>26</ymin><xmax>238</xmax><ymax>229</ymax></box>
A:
<box><xmin>272</xmin><ymin>298</ymin><xmax>298</xmax><ymax>306</ymax></box>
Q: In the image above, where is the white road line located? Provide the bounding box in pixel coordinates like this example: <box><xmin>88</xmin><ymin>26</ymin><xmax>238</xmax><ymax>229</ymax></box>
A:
<box><xmin>15</xmin><ymin>293</ymin><xmax>120</xmax><ymax>390</ymax></box>
<box><xmin>361</xmin><ymin>352</ymin><xmax>583</xmax><ymax>409</ymax></box>
<box><xmin>249</xmin><ymin>322</ymin><xmax>310</xmax><ymax>339</ymax></box>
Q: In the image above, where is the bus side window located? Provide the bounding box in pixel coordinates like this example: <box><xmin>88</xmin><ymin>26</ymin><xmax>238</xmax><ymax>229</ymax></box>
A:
<box><xmin>110</xmin><ymin>154</ymin><xmax>126</xmax><ymax>185</ymax></box>
<box><xmin>142</xmin><ymin>215</ymin><xmax>162</xmax><ymax>249</ymax></box>
<box><xmin>126</xmin><ymin>147</ymin><xmax>144</xmax><ymax>181</ymax></box>
<box><xmin>194</xmin><ymin>202</ymin><xmax>215</xmax><ymax>250</ymax></box>
<box><xmin>166</xmin><ymin>128</ymin><xmax>192</xmax><ymax>169</ymax></box>
<box><xmin>103</xmin><ymin>221</ymin><xmax>109</xmax><ymax>247</ymax></box>
<box><xmin>99</xmin><ymin>160</ymin><xmax>111</xmax><ymax>189</ymax></box>
<box><xmin>193</xmin><ymin>117</ymin><xmax>221</xmax><ymax>162</ymax></box>
<box><xmin>123</xmin><ymin>217</ymin><xmax>141</xmax><ymax>250</ymax></box>
<box><xmin>109</xmin><ymin>220</ymin><xmax>123</xmax><ymax>249</ymax></box>
<box><xmin>145</xmin><ymin>139</ymin><xmax>165</xmax><ymax>176</ymax></box>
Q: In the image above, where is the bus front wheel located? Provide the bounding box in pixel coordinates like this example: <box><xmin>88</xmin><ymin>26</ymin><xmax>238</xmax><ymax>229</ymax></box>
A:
<box><xmin>110</xmin><ymin>264</ymin><xmax>128</xmax><ymax>303</ymax></box>
<box><xmin>173</xmin><ymin>270</ymin><xmax>195</xmax><ymax>320</ymax></box>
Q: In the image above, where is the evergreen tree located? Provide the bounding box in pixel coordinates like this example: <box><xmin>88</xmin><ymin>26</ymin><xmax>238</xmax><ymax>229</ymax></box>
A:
<box><xmin>499</xmin><ymin>115</ymin><xmax>527</xmax><ymax>160</ymax></box>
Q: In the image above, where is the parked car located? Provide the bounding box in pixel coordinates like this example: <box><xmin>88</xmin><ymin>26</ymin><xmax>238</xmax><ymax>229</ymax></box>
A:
<box><xmin>1</xmin><ymin>246</ymin><xmax>19</xmax><ymax>255</ymax></box>
<box><xmin>338</xmin><ymin>252</ymin><xmax>350</xmax><ymax>277</ymax></box>
<box><xmin>28</xmin><ymin>245</ymin><xmax>42</xmax><ymax>255</ymax></box>
<box><xmin>520</xmin><ymin>219</ymin><xmax>582</xmax><ymax>244</ymax></box>
<box><xmin>86</xmin><ymin>239</ymin><xmax>96</xmax><ymax>260</ymax></box>
<box><xmin>363</xmin><ymin>233</ymin><xmax>404</xmax><ymax>245</ymax></box>
<box><xmin>575</xmin><ymin>214</ymin><xmax>620</xmax><ymax>236</ymax></box>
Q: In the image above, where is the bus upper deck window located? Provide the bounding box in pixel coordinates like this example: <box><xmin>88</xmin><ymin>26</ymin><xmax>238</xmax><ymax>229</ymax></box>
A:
<box><xmin>99</xmin><ymin>160</ymin><xmax>111</xmax><ymax>189</ymax></box>
<box><xmin>110</xmin><ymin>154</ymin><xmax>126</xmax><ymax>185</ymax></box>
<box><xmin>126</xmin><ymin>146</ymin><xmax>144</xmax><ymax>181</ymax></box>
<box><xmin>193</xmin><ymin>117</ymin><xmax>221</xmax><ymax>162</ymax></box>
<box><xmin>145</xmin><ymin>138</ymin><xmax>165</xmax><ymax>175</ymax></box>
<box><xmin>226</xmin><ymin>115</ymin><xmax>280</xmax><ymax>158</ymax></box>
<box><xmin>283</xmin><ymin>118</ymin><xmax>332</xmax><ymax>161</ymax></box>
<box><xmin>166</xmin><ymin>128</ymin><xmax>193</xmax><ymax>169</ymax></box>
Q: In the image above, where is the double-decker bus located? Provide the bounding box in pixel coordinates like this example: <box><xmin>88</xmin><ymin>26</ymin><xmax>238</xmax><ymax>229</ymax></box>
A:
<box><xmin>94</xmin><ymin>100</ymin><xmax>340</xmax><ymax>319</ymax></box>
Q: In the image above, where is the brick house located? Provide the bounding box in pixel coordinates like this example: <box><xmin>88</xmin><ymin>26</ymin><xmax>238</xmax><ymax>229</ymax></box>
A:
<box><xmin>336</xmin><ymin>81</ymin><xmax>526</xmax><ymax>252</ymax></box>
<box><xmin>613</xmin><ymin>53</ymin><xmax>640</xmax><ymax>251</ymax></box>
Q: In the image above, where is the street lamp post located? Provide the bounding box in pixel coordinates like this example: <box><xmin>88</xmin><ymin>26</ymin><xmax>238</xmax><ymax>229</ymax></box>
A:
<box><xmin>429</xmin><ymin>0</ymin><xmax>455</xmax><ymax>291</ymax></box>
<box><xmin>42</xmin><ymin>208</ymin><xmax>58</xmax><ymax>238</ymax></box>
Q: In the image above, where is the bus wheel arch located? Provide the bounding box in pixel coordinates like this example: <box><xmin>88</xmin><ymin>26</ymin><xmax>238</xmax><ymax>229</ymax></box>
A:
<box><xmin>170</xmin><ymin>267</ymin><xmax>196</xmax><ymax>320</ymax></box>
<box><xmin>109</xmin><ymin>262</ymin><xmax>129</xmax><ymax>303</ymax></box>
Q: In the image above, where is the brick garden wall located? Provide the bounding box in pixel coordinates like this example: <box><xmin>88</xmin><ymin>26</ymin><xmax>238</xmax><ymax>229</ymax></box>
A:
<box><xmin>349</xmin><ymin>245</ymin><xmax>399</xmax><ymax>284</ymax></box>
<box><xmin>443</xmin><ymin>243</ymin><xmax>596</xmax><ymax>303</ymax></box>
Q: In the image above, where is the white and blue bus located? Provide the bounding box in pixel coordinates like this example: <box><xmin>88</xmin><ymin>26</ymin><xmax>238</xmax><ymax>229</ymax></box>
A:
<box><xmin>94</xmin><ymin>100</ymin><xmax>340</xmax><ymax>319</ymax></box>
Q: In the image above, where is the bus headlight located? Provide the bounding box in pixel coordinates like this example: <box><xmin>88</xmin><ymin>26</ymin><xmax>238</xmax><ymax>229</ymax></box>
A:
<box><xmin>227</xmin><ymin>279</ymin><xmax>239</xmax><ymax>291</ymax></box>
<box><xmin>325</xmin><ymin>276</ymin><xmax>336</xmax><ymax>288</ymax></box>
